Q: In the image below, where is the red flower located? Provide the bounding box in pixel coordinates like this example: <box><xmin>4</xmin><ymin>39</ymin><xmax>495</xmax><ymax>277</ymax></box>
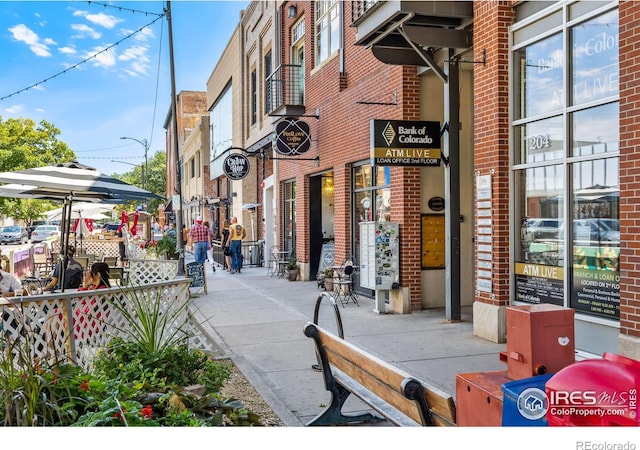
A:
<box><xmin>141</xmin><ymin>405</ymin><xmax>153</xmax><ymax>419</ymax></box>
<box><xmin>79</xmin><ymin>379</ymin><xmax>90</xmax><ymax>392</ymax></box>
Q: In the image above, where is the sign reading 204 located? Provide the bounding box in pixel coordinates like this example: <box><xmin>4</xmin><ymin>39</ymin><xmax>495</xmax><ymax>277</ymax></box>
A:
<box><xmin>529</xmin><ymin>133</ymin><xmax>551</xmax><ymax>151</ymax></box>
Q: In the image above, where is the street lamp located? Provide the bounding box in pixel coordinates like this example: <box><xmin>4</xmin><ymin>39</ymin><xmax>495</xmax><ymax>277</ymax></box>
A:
<box><xmin>120</xmin><ymin>136</ymin><xmax>149</xmax><ymax>193</ymax></box>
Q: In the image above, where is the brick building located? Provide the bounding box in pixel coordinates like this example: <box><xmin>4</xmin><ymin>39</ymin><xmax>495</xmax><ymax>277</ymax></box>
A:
<box><xmin>177</xmin><ymin>0</ymin><xmax>639</xmax><ymax>360</ymax></box>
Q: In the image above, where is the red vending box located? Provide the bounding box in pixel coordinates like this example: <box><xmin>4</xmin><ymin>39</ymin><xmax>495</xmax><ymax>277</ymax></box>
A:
<box><xmin>546</xmin><ymin>353</ymin><xmax>640</xmax><ymax>426</ymax></box>
<box><xmin>505</xmin><ymin>304</ymin><xmax>575</xmax><ymax>380</ymax></box>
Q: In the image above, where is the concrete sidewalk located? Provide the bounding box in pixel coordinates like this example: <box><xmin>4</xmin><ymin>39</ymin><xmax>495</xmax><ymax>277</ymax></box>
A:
<box><xmin>188</xmin><ymin>258</ymin><xmax>507</xmax><ymax>426</ymax></box>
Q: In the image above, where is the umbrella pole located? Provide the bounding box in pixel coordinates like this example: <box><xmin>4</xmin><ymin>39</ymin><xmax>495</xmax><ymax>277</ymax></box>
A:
<box><xmin>60</xmin><ymin>198</ymin><xmax>73</xmax><ymax>293</ymax></box>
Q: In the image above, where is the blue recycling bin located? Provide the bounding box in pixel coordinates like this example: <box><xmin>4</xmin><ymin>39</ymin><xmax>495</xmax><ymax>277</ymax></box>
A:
<box><xmin>502</xmin><ymin>373</ymin><xmax>554</xmax><ymax>426</ymax></box>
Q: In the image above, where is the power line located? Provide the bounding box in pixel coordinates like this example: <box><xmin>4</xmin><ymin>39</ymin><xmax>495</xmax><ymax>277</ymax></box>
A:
<box><xmin>0</xmin><ymin>13</ymin><xmax>165</xmax><ymax>101</ymax></box>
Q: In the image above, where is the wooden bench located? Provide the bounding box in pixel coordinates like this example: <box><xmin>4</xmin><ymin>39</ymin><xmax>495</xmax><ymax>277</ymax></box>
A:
<box><xmin>303</xmin><ymin>322</ymin><xmax>457</xmax><ymax>427</ymax></box>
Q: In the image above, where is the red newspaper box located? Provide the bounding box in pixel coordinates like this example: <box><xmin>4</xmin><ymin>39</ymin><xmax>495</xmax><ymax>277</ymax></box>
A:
<box><xmin>546</xmin><ymin>352</ymin><xmax>640</xmax><ymax>426</ymax></box>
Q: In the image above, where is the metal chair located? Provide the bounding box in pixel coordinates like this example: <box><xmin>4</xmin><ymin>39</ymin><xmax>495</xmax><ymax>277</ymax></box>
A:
<box><xmin>333</xmin><ymin>263</ymin><xmax>359</xmax><ymax>307</ymax></box>
<box><xmin>103</xmin><ymin>256</ymin><xmax>118</xmax><ymax>267</ymax></box>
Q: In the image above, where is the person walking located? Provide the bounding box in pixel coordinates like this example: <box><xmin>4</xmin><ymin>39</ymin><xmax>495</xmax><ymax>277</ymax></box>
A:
<box><xmin>221</xmin><ymin>219</ymin><xmax>231</xmax><ymax>271</ymax></box>
<box><xmin>228</xmin><ymin>216</ymin><xmax>246</xmax><ymax>273</ymax></box>
<box><xmin>188</xmin><ymin>217</ymin><xmax>210</xmax><ymax>264</ymax></box>
<box><xmin>203</xmin><ymin>220</ymin><xmax>216</xmax><ymax>272</ymax></box>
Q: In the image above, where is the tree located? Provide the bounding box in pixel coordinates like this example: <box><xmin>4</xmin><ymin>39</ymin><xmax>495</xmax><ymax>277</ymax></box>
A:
<box><xmin>0</xmin><ymin>117</ymin><xmax>77</xmax><ymax>224</ymax></box>
<box><xmin>112</xmin><ymin>150</ymin><xmax>166</xmax><ymax>216</ymax></box>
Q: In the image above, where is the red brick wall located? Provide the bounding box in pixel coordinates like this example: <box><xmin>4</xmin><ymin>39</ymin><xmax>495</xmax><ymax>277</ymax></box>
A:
<box><xmin>278</xmin><ymin>2</ymin><xmax>422</xmax><ymax>306</ymax></box>
<box><xmin>619</xmin><ymin>2</ymin><xmax>640</xmax><ymax>339</ymax></box>
<box><xmin>473</xmin><ymin>1</ymin><xmax>514</xmax><ymax>308</ymax></box>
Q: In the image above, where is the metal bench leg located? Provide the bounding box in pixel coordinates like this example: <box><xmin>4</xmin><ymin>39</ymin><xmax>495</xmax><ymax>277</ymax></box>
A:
<box><xmin>306</xmin><ymin>382</ymin><xmax>385</xmax><ymax>426</ymax></box>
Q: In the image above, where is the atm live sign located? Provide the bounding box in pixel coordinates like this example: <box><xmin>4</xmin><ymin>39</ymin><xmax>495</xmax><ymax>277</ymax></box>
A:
<box><xmin>371</xmin><ymin>119</ymin><xmax>441</xmax><ymax>166</ymax></box>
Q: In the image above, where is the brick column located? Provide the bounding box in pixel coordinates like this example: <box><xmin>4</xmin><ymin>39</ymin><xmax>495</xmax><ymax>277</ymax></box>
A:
<box><xmin>618</xmin><ymin>2</ymin><xmax>640</xmax><ymax>359</ymax></box>
<box><xmin>472</xmin><ymin>1</ymin><xmax>514</xmax><ymax>342</ymax></box>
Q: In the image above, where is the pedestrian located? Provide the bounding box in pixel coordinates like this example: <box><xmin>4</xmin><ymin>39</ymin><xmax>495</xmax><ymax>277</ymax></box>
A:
<box><xmin>228</xmin><ymin>216</ymin><xmax>246</xmax><ymax>274</ymax></box>
<box><xmin>203</xmin><ymin>220</ymin><xmax>216</xmax><ymax>272</ymax></box>
<box><xmin>166</xmin><ymin>222</ymin><xmax>177</xmax><ymax>239</ymax></box>
<box><xmin>43</xmin><ymin>244</ymin><xmax>84</xmax><ymax>291</ymax></box>
<box><xmin>188</xmin><ymin>216</ymin><xmax>210</xmax><ymax>264</ymax></box>
<box><xmin>221</xmin><ymin>218</ymin><xmax>231</xmax><ymax>271</ymax></box>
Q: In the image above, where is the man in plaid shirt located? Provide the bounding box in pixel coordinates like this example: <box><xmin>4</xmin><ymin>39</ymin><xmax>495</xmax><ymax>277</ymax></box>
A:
<box><xmin>188</xmin><ymin>217</ymin><xmax>210</xmax><ymax>264</ymax></box>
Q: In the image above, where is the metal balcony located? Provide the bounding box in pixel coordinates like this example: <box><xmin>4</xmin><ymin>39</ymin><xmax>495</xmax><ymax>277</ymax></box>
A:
<box><xmin>266</xmin><ymin>64</ymin><xmax>305</xmax><ymax>117</ymax></box>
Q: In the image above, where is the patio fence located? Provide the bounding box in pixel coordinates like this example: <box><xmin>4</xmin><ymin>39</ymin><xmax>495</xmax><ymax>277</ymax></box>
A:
<box><xmin>0</xmin><ymin>277</ymin><xmax>220</xmax><ymax>370</ymax></box>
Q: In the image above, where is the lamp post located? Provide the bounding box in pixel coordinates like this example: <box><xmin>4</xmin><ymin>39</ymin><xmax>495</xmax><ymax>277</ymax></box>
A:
<box><xmin>111</xmin><ymin>160</ymin><xmax>143</xmax><ymax>188</ymax></box>
<box><xmin>120</xmin><ymin>136</ymin><xmax>149</xmax><ymax>193</ymax></box>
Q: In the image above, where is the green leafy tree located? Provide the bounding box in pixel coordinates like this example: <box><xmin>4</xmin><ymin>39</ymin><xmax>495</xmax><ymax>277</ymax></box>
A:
<box><xmin>0</xmin><ymin>117</ymin><xmax>76</xmax><ymax>223</ymax></box>
<box><xmin>112</xmin><ymin>150</ymin><xmax>166</xmax><ymax>215</ymax></box>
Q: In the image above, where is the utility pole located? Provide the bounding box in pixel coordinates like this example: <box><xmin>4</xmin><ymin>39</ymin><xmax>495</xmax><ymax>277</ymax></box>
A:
<box><xmin>166</xmin><ymin>0</ymin><xmax>184</xmax><ymax>276</ymax></box>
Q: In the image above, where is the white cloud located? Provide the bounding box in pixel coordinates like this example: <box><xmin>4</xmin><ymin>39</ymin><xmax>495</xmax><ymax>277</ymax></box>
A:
<box><xmin>71</xmin><ymin>23</ymin><xmax>101</xmax><ymax>39</ymax></box>
<box><xmin>119</xmin><ymin>45</ymin><xmax>151</xmax><ymax>77</ymax></box>
<box><xmin>4</xmin><ymin>105</ymin><xmax>24</xmax><ymax>114</ymax></box>
<box><xmin>73</xmin><ymin>10</ymin><xmax>123</xmax><ymax>30</ymax></box>
<box><xmin>8</xmin><ymin>24</ymin><xmax>52</xmax><ymax>57</ymax></box>
<box><xmin>84</xmin><ymin>46</ymin><xmax>117</xmax><ymax>69</ymax></box>
<box><xmin>58</xmin><ymin>46</ymin><xmax>76</xmax><ymax>55</ymax></box>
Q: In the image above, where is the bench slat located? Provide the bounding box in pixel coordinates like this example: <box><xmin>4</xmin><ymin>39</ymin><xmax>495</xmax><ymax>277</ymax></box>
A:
<box><xmin>309</xmin><ymin>323</ymin><xmax>457</xmax><ymax>426</ymax></box>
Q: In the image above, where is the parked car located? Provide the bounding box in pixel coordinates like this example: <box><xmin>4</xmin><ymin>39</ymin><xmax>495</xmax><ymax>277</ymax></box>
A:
<box><xmin>573</xmin><ymin>218</ymin><xmax>620</xmax><ymax>245</ymax></box>
<box><xmin>27</xmin><ymin>220</ymin><xmax>48</xmax><ymax>239</ymax></box>
<box><xmin>102</xmin><ymin>222</ymin><xmax>121</xmax><ymax>232</ymax></box>
<box><xmin>0</xmin><ymin>225</ymin><xmax>29</xmax><ymax>245</ymax></box>
<box><xmin>30</xmin><ymin>225</ymin><xmax>60</xmax><ymax>243</ymax></box>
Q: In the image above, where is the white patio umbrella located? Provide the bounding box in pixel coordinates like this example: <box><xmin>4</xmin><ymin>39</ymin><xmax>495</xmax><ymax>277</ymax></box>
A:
<box><xmin>0</xmin><ymin>161</ymin><xmax>162</xmax><ymax>291</ymax></box>
<box><xmin>45</xmin><ymin>202</ymin><xmax>116</xmax><ymax>222</ymax></box>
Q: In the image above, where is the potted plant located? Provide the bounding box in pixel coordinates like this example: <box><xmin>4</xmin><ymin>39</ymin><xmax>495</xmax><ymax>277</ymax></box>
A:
<box><xmin>155</xmin><ymin>235</ymin><xmax>178</xmax><ymax>260</ymax></box>
<box><xmin>323</xmin><ymin>268</ymin><xmax>335</xmax><ymax>292</ymax></box>
<box><xmin>285</xmin><ymin>257</ymin><xmax>299</xmax><ymax>281</ymax></box>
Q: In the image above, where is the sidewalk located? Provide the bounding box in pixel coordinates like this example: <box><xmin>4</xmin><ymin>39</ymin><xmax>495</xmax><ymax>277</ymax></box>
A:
<box><xmin>188</xmin><ymin>257</ymin><xmax>507</xmax><ymax>427</ymax></box>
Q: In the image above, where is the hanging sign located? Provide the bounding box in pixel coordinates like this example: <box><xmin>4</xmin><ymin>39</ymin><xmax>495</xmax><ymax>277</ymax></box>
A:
<box><xmin>223</xmin><ymin>153</ymin><xmax>250</xmax><ymax>180</ymax></box>
<box><xmin>274</xmin><ymin>117</ymin><xmax>311</xmax><ymax>155</ymax></box>
<box><xmin>370</xmin><ymin>119</ymin><xmax>441</xmax><ymax>166</ymax></box>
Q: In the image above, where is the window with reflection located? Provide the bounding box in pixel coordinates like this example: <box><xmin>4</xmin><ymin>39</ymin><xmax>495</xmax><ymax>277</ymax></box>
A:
<box><xmin>283</xmin><ymin>180</ymin><xmax>296</xmax><ymax>255</ymax></box>
<box><xmin>571</xmin><ymin>9</ymin><xmax>618</xmax><ymax>106</ymax></box>
<box><xmin>514</xmin><ymin>32</ymin><xmax>563</xmax><ymax>120</ymax></box>
<box><xmin>512</xmin><ymin>4</ymin><xmax>620</xmax><ymax>318</ymax></box>
<box><xmin>570</xmin><ymin>159</ymin><xmax>619</xmax><ymax>319</ymax></box>
<box><xmin>352</xmin><ymin>163</ymin><xmax>390</xmax><ymax>262</ymax></box>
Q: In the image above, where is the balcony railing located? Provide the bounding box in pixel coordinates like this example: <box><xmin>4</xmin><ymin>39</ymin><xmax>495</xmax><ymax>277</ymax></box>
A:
<box><xmin>351</xmin><ymin>0</ymin><xmax>380</xmax><ymax>23</ymax></box>
<box><xmin>266</xmin><ymin>64</ymin><xmax>303</xmax><ymax>115</ymax></box>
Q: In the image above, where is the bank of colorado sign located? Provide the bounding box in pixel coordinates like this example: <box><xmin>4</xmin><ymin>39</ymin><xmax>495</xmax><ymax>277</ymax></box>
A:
<box><xmin>371</xmin><ymin>120</ymin><xmax>441</xmax><ymax>166</ymax></box>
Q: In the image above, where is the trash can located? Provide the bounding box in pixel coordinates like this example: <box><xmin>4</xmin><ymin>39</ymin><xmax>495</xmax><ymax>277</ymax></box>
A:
<box><xmin>546</xmin><ymin>352</ymin><xmax>640</xmax><ymax>426</ymax></box>
<box><xmin>502</xmin><ymin>373</ymin><xmax>554</xmax><ymax>426</ymax></box>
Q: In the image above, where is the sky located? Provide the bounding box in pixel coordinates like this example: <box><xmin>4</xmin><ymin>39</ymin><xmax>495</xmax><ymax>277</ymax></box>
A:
<box><xmin>0</xmin><ymin>0</ymin><xmax>248</xmax><ymax>176</ymax></box>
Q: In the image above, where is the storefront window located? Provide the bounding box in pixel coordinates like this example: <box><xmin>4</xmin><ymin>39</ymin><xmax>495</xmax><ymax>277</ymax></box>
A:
<box><xmin>514</xmin><ymin>32</ymin><xmax>563</xmax><ymax>120</ymax></box>
<box><xmin>283</xmin><ymin>180</ymin><xmax>296</xmax><ymax>255</ymax></box>
<box><xmin>571</xmin><ymin>9</ymin><xmax>619</xmax><ymax>106</ymax></box>
<box><xmin>570</xmin><ymin>160</ymin><xmax>619</xmax><ymax>319</ymax></box>
<box><xmin>515</xmin><ymin>116</ymin><xmax>564</xmax><ymax>164</ymax></box>
<box><xmin>353</xmin><ymin>163</ymin><xmax>390</xmax><ymax>261</ymax></box>
<box><xmin>571</xmin><ymin>103</ymin><xmax>619</xmax><ymax>156</ymax></box>
<box><xmin>512</xmin><ymin>2</ymin><xmax>619</xmax><ymax>321</ymax></box>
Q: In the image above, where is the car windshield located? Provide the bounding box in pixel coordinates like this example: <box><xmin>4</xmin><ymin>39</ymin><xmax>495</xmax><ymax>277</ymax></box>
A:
<box><xmin>36</xmin><ymin>226</ymin><xmax>57</xmax><ymax>232</ymax></box>
<box><xmin>2</xmin><ymin>226</ymin><xmax>20</xmax><ymax>232</ymax></box>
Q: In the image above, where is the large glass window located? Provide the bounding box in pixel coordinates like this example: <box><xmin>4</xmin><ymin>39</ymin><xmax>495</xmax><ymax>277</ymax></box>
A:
<box><xmin>353</xmin><ymin>163</ymin><xmax>390</xmax><ymax>256</ymax></box>
<box><xmin>315</xmin><ymin>0</ymin><xmax>340</xmax><ymax>65</ymax></box>
<box><xmin>210</xmin><ymin>83</ymin><xmax>233</xmax><ymax>179</ymax></box>
<box><xmin>283</xmin><ymin>180</ymin><xmax>296</xmax><ymax>255</ymax></box>
<box><xmin>512</xmin><ymin>3</ymin><xmax>619</xmax><ymax>319</ymax></box>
